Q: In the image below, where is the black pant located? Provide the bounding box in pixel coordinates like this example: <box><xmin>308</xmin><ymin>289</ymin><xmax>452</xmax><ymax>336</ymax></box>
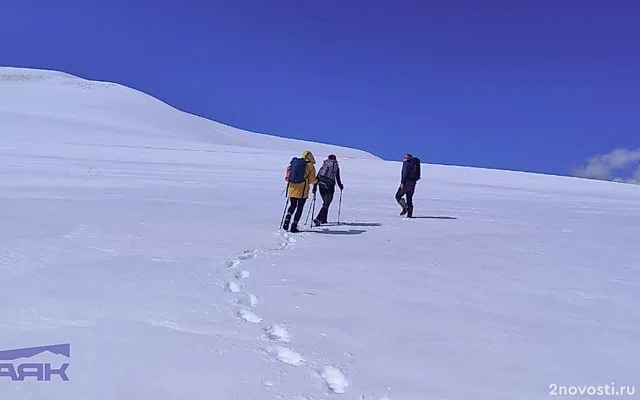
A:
<box><xmin>284</xmin><ymin>197</ymin><xmax>307</xmax><ymax>225</ymax></box>
<box><xmin>315</xmin><ymin>185</ymin><xmax>335</xmax><ymax>223</ymax></box>
<box><xmin>395</xmin><ymin>184</ymin><xmax>415</xmax><ymax>217</ymax></box>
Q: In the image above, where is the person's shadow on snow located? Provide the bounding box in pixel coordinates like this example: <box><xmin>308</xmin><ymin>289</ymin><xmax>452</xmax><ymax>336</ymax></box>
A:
<box><xmin>324</xmin><ymin>222</ymin><xmax>382</xmax><ymax>227</ymax></box>
<box><xmin>411</xmin><ymin>216</ymin><xmax>457</xmax><ymax>220</ymax></box>
<box><xmin>308</xmin><ymin>228</ymin><xmax>366</xmax><ymax>235</ymax></box>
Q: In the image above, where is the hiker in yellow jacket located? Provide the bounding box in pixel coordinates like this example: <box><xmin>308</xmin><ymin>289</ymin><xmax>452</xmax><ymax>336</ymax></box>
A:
<box><xmin>282</xmin><ymin>150</ymin><xmax>318</xmax><ymax>232</ymax></box>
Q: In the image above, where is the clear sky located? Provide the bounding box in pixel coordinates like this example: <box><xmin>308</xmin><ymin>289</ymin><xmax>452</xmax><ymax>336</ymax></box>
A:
<box><xmin>1</xmin><ymin>0</ymin><xmax>638</xmax><ymax>176</ymax></box>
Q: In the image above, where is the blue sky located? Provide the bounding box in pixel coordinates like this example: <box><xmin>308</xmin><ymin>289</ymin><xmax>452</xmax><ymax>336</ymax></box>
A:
<box><xmin>1</xmin><ymin>0</ymin><xmax>638</xmax><ymax>176</ymax></box>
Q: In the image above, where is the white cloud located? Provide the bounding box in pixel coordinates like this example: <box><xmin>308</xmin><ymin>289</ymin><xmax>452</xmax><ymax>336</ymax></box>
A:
<box><xmin>600</xmin><ymin>148</ymin><xmax>640</xmax><ymax>168</ymax></box>
<box><xmin>633</xmin><ymin>165</ymin><xmax>640</xmax><ymax>183</ymax></box>
<box><xmin>572</xmin><ymin>148</ymin><xmax>640</xmax><ymax>184</ymax></box>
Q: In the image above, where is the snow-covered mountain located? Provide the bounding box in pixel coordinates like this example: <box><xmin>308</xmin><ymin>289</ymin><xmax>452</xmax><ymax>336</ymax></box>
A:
<box><xmin>1</xmin><ymin>67</ymin><xmax>639</xmax><ymax>400</ymax></box>
<box><xmin>0</xmin><ymin>67</ymin><xmax>378</xmax><ymax>159</ymax></box>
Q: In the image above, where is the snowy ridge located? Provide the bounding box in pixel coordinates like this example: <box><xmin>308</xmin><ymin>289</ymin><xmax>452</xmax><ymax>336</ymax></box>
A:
<box><xmin>0</xmin><ymin>66</ymin><xmax>379</xmax><ymax>159</ymax></box>
<box><xmin>1</xmin><ymin>66</ymin><xmax>639</xmax><ymax>399</ymax></box>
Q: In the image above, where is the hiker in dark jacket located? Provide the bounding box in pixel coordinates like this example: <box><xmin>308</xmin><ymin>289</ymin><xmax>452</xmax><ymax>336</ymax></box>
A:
<box><xmin>395</xmin><ymin>153</ymin><xmax>420</xmax><ymax>218</ymax></box>
<box><xmin>312</xmin><ymin>154</ymin><xmax>344</xmax><ymax>226</ymax></box>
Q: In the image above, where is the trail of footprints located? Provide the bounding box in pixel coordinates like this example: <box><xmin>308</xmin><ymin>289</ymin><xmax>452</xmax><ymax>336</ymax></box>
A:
<box><xmin>221</xmin><ymin>232</ymin><xmax>350</xmax><ymax>394</ymax></box>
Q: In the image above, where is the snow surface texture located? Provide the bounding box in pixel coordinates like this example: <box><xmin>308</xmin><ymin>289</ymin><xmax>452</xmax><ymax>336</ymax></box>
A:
<box><xmin>1</xmin><ymin>67</ymin><xmax>640</xmax><ymax>399</ymax></box>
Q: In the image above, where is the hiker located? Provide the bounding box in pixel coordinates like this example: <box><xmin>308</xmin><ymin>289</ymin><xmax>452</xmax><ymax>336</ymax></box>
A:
<box><xmin>312</xmin><ymin>154</ymin><xmax>344</xmax><ymax>226</ymax></box>
<box><xmin>283</xmin><ymin>150</ymin><xmax>318</xmax><ymax>233</ymax></box>
<box><xmin>395</xmin><ymin>153</ymin><xmax>421</xmax><ymax>218</ymax></box>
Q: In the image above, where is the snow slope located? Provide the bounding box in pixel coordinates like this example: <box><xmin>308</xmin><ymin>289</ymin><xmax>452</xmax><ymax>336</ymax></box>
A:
<box><xmin>0</xmin><ymin>67</ymin><xmax>378</xmax><ymax>159</ymax></box>
<box><xmin>1</xmin><ymin>67</ymin><xmax>639</xmax><ymax>400</ymax></box>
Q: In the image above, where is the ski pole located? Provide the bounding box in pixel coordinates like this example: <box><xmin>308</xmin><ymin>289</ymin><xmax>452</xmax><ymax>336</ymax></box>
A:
<box><xmin>305</xmin><ymin>192</ymin><xmax>316</xmax><ymax>227</ymax></box>
<box><xmin>280</xmin><ymin>198</ymin><xmax>289</xmax><ymax>229</ymax></box>
<box><xmin>304</xmin><ymin>200</ymin><xmax>311</xmax><ymax>225</ymax></box>
<box><xmin>310</xmin><ymin>192</ymin><xmax>317</xmax><ymax>228</ymax></box>
<box><xmin>337</xmin><ymin>189</ymin><xmax>343</xmax><ymax>225</ymax></box>
<box><xmin>280</xmin><ymin>183</ymin><xmax>289</xmax><ymax>229</ymax></box>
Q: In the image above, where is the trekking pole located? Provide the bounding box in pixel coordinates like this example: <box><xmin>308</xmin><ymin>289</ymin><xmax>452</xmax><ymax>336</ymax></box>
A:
<box><xmin>280</xmin><ymin>184</ymin><xmax>289</xmax><ymax>229</ymax></box>
<box><xmin>280</xmin><ymin>198</ymin><xmax>289</xmax><ymax>229</ymax></box>
<box><xmin>311</xmin><ymin>192</ymin><xmax>317</xmax><ymax>228</ymax></box>
<box><xmin>337</xmin><ymin>189</ymin><xmax>343</xmax><ymax>225</ymax></box>
<box><xmin>305</xmin><ymin>192</ymin><xmax>316</xmax><ymax>227</ymax></box>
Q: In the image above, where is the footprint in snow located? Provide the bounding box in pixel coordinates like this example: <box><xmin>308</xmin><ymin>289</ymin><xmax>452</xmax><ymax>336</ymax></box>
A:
<box><xmin>264</xmin><ymin>324</ymin><xmax>290</xmax><ymax>342</ymax></box>
<box><xmin>238</xmin><ymin>309</ymin><xmax>262</xmax><ymax>323</ymax></box>
<box><xmin>235</xmin><ymin>270</ymin><xmax>250</xmax><ymax>280</ymax></box>
<box><xmin>319</xmin><ymin>365</ymin><xmax>349</xmax><ymax>394</ymax></box>
<box><xmin>225</xmin><ymin>282</ymin><xmax>241</xmax><ymax>293</ymax></box>
<box><xmin>264</xmin><ymin>345</ymin><xmax>304</xmax><ymax>366</ymax></box>
<box><xmin>225</xmin><ymin>259</ymin><xmax>240</xmax><ymax>269</ymax></box>
<box><xmin>275</xmin><ymin>232</ymin><xmax>296</xmax><ymax>248</ymax></box>
<box><xmin>238</xmin><ymin>249</ymin><xmax>257</xmax><ymax>260</ymax></box>
<box><xmin>237</xmin><ymin>293</ymin><xmax>258</xmax><ymax>308</ymax></box>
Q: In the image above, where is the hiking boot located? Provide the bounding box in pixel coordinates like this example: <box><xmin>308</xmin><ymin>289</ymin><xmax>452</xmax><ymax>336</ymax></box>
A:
<box><xmin>315</xmin><ymin>208</ymin><xmax>328</xmax><ymax>225</ymax></box>
<box><xmin>282</xmin><ymin>219</ymin><xmax>290</xmax><ymax>231</ymax></box>
<box><xmin>407</xmin><ymin>206</ymin><xmax>413</xmax><ymax>218</ymax></box>
<box><xmin>313</xmin><ymin>219</ymin><xmax>321</xmax><ymax>227</ymax></box>
<box><xmin>398</xmin><ymin>199</ymin><xmax>408</xmax><ymax>216</ymax></box>
<box><xmin>290</xmin><ymin>223</ymin><xmax>300</xmax><ymax>233</ymax></box>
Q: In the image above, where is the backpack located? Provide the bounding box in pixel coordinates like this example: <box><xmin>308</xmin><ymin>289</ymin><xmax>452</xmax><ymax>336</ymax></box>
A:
<box><xmin>317</xmin><ymin>159</ymin><xmax>338</xmax><ymax>186</ymax></box>
<box><xmin>287</xmin><ymin>157</ymin><xmax>307</xmax><ymax>184</ymax></box>
<box><xmin>407</xmin><ymin>157</ymin><xmax>421</xmax><ymax>181</ymax></box>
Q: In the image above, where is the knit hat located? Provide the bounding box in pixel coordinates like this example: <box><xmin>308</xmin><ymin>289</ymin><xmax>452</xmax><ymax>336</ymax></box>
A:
<box><xmin>328</xmin><ymin>154</ymin><xmax>337</xmax><ymax>160</ymax></box>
